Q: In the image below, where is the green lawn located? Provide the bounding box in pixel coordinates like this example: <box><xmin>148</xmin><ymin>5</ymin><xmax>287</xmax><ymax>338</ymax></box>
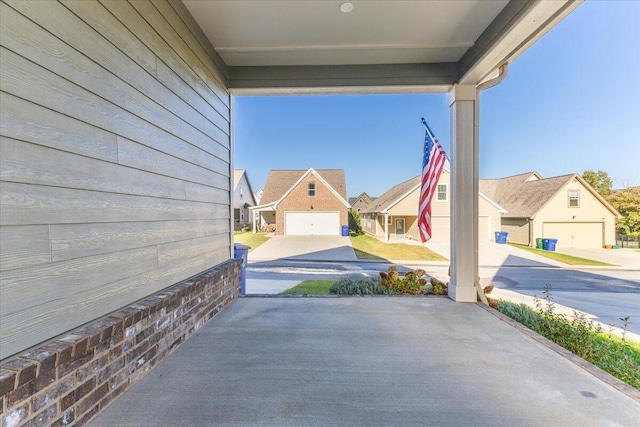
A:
<box><xmin>349</xmin><ymin>234</ymin><xmax>447</xmax><ymax>261</ymax></box>
<box><xmin>509</xmin><ymin>244</ymin><xmax>615</xmax><ymax>266</ymax></box>
<box><xmin>281</xmin><ymin>280</ymin><xmax>336</xmax><ymax>295</ymax></box>
<box><xmin>233</xmin><ymin>231</ymin><xmax>270</xmax><ymax>252</ymax></box>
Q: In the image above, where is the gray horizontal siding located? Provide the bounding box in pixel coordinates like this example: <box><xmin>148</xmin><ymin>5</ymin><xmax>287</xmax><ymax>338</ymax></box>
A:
<box><xmin>0</xmin><ymin>0</ymin><xmax>230</xmax><ymax>359</ymax></box>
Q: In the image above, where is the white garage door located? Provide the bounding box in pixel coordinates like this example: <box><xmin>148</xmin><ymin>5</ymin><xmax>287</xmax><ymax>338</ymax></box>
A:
<box><xmin>543</xmin><ymin>222</ymin><xmax>603</xmax><ymax>248</ymax></box>
<box><xmin>285</xmin><ymin>212</ymin><xmax>340</xmax><ymax>236</ymax></box>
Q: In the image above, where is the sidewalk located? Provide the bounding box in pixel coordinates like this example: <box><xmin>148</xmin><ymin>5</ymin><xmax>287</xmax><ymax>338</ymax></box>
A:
<box><xmin>89</xmin><ymin>297</ymin><xmax>640</xmax><ymax>426</ymax></box>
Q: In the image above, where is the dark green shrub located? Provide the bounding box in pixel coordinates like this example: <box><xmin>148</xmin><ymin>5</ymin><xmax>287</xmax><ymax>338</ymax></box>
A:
<box><xmin>330</xmin><ymin>278</ymin><xmax>396</xmax><ymax>295</ymax></box>
<box><xmin>497</xmin><ymin>300</ymin><xmax>542</xmax><ymax>329</ymax></box>
<box><xmin>348</xmin><ymin>209</ymin><xmax>362</xmax><ymax>234</ymax></box>
<box><xmin>496</xmin><ymin>284</ymin><xmax>640</xmax><ymax>389</ymax></box>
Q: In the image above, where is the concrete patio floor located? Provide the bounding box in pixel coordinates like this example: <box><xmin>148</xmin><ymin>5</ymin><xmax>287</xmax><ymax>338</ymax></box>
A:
<box><xmin>89</xmin><ymin>297</ymin><xmax>640</xmax><ymax>426</ymax></box>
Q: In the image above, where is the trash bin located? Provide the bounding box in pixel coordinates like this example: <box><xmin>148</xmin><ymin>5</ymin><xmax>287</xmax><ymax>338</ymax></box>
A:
<box><xmin>542</xmin><ymin>238</ymin><xmax>550</xmax><ymax>250</ymax></box>
<box><xmin>233</xmin><ymin>243</ymin><xmax>250</xmax><ymax>295</ymax></box>
<box><xmin>546</xmin><ymin>238</ymin><xmax>558</xmax><ymax>252</ymax></box>
<box><xmin>536</xmin><ymin>238</ymin><xmax>544</xmax><ymax>249</ymax></box>
<box><xmin>495</xmin><ymin>231</ymin><xmax>508</xmax><ymax>244</ymax></box>
<box><xmin>341</xmin><ymin>225</ymin><xmax>349</xmax><ymax>237</ymax></box>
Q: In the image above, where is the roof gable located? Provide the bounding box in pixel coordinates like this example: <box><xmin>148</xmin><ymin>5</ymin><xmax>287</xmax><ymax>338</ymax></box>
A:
<box><xmin>361</xmin><ymin>176</ymin><xmax>421</xmax><ymax>214</ymax></box>
<box><xmin>233</xmin><ymin>169</ymin><xmax>245</xmax><ymax>190</ymax></box>
<box><xmin>233</xmin><ymin>169</ymin><xmax>257</xmax><ymax>205</ymax></box>
<box><xmin>258</xmin><ymin>168</ymin><xmax>349</xmax><ymax>208</ymax></box>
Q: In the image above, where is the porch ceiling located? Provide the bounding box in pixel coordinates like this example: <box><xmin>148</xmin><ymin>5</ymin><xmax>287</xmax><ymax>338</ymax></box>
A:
<box><xmin>182</xmin><ymin>0</ymin><xmax>582</xmax><ymax>93</ymax></box>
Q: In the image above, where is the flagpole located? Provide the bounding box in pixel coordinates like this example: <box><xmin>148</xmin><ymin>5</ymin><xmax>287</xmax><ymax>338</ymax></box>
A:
<box><xmin>421</xmin><ymin>117</ymin><xmax>451</xmax><ymax>163</ymax></box>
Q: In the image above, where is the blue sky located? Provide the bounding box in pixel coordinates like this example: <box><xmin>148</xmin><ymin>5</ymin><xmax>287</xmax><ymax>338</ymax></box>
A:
<box><xmin>233</xmin><ymin>0</ymin><xmax>640</xmax><ymax>197</ymax></box>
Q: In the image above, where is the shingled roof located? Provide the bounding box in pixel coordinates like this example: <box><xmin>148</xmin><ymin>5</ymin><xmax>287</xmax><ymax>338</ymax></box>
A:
<box><xmin>360</xmin><ymin>176</ymin><xmax>420</xmax><ymax>214</ymax></box>
<box><xmin>479</xmin><ymin>172</ymin><xmax>574</xmax><ymax>218</ymax></box>
<box><xmin>259</xmin><ymin>169</ymin><xmax>347</xmax><ymax>205</ymax></box>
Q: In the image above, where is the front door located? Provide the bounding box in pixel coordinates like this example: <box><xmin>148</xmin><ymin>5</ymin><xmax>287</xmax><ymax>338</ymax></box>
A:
<box><xmin>395</xmin><ymin>218</ymin><xmax>405</xmax><ymax>238</ymax></box>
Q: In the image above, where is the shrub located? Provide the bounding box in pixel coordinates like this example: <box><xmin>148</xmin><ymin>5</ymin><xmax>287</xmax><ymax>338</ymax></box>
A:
<box><xmin>348</xmin><ymin>209</ymin><xmax>362</xmax><ymax>234</ymax></box>
<box><xmin>496</xmin><ymin>284</ymin><xmax>640</xmax><ymax>389</ymax></box>
<box><xmin>329</xmin><ymin>278</ymin><xmax>396</xmax><ymax>295</ymax></box>
<box><xmin>379</xmin><ymin>266</ymin><xmax>436</xmax><ymax>295</ymax></box>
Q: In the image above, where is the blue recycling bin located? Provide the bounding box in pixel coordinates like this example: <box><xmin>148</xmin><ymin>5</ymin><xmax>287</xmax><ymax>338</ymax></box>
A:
<box><xmin>542</xmin><ymin>238</ymin><xmax>550</xmax><ymax>250</ymax></box>
<box><xmin>233</xmin><ymin>243</ymin><xmax>250</xmax><ymax>295</ymax></box>
<box><xmin>341</xmin><ymin>225</ymin><xmax>349</xmax><ymax>237</ymax></box>
<box><xmin>495</xmin><ymin>231</ymin><xmax>508</xmax><ymax>244</ymax></box>
<box><xmin>546</xmin><ymin>238</ymin><xmax>558</xmax><ymax>252</ymax></box>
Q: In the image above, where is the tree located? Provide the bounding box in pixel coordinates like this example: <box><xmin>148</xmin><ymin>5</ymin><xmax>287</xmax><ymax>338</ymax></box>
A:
<box><xmin>608</xmin><ymin>187</ymin><xmax>640</xmax><ymax>236</ymax></box>
<box><xmin>582</xmin><ymin>170</ymin><xmax>613</xmax><ymax>198</ymax></box>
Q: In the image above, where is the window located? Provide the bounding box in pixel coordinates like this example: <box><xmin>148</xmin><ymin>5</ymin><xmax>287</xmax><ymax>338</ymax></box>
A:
<box><xmin>307</xmin><ymin>182</ymin><xmax>316</xmax><ymax>197</ymax></box>
<box><xmin>568</xmin><ymin>190</ymin><xmax>579</xmax><ymax>207</ymax></box>
<box><xmin>437</xmin><ymin>184</ymin><xmax>447</xmax><ymax>201</ymax></box>
<box><xmin>240</xmin><ymin>187</ymin><xmax>243</xmax><ymax>198</ymax></box>
<box><xmin>234</xmin><ymin>208</ymin><xmax>240</xmax><ymax>222</ymax></box>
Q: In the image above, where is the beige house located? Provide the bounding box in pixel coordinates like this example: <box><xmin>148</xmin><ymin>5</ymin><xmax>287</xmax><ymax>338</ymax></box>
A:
<box><xmin>349</xmin><ymin>192</ymin><xmax>375</xmax><ymax>212</ymax></box>
<box><xmin>233</xmin><ymin>169</ymin><xmax>257</xmax><ymax>229</ymax></box>
<box><xmin>480</xmin><ymin>172</ymin><xmax>621</xmax><ymax>248</ymax></box>
<box><xmin>360</xmin><ymin>169</ymin><xmax>506</xmax><ymax>243</ymax></box>
<box><xmin>251</xmin><ymin>168</ymin><xmax>350</xmax><ymax>235</ymax></box>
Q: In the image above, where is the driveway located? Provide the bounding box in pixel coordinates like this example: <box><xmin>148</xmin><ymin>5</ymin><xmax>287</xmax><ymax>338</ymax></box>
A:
<box><xmin>248</xmin><ymin>235</ymin><xmax>357</xmax><ymax>262</ymax></box>
<box><xmin>424</xmin><ymin>241</ymin><xmax>566</xmax><ymax>267</ymax></box>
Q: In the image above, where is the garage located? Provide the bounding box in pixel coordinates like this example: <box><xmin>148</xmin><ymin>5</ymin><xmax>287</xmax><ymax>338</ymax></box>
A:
<box><xmin>542</xmin><ymin>222</ymin><xmax>603</xmax><ymax>248</ymax></box>
<box><xmin>284</xmin><ymin>212</ymin><xmax>340</xmax><ymax>236</ymax></box>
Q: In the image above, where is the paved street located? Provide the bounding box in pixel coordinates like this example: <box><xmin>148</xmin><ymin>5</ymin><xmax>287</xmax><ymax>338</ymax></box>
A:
<box><xmin>244</xmin><ymin>236</ymin><xmax>639</xmax><ymax>334</ymax></box>
<box><xmin>247</xmin><ymin>260</ymin><xmax>640</xmax><ymax>336</ymax></box>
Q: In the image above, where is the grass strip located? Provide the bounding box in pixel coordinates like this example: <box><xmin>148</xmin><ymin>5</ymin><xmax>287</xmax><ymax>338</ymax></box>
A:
<box><xmin>233</xmin><ymin>231</ymin><xmax>270</xmax><ymax>252</ymax></box>
<box><xmin>509</xmin><ymin>244</ymin><xmax>615</xmax><ymax>266</ymax></box>
<box><xmin>281</xmin><ymin>280</ymin><xmax>336</xmax><ymax>295</ymax></box>
<box><xmin>349</xmin><ymin>234</ymin><xmax>447</xmax><ymax>261</ymax></box>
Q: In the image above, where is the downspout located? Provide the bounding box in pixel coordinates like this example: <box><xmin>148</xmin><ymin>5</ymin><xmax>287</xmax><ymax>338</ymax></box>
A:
<box><xmin>476</xmin><ymin>63</ymin><xmax>509</xmax><ymax>93</ymax></box>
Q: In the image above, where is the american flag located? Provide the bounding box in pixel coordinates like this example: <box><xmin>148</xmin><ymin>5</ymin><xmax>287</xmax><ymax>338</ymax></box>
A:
<box><xmin>418</xmin><ymin>119</ymin><xmax>447</xmax><ymax>242</ymax></box>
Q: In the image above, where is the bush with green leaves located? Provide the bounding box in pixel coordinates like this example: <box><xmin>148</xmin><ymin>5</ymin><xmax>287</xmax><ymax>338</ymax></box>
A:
<box><xmin>496</xmin><ymin>284</ymin><xmax>639</xmax><ymax>389</ymax></box>
<box><xmin>329</xmin><ymin>278</ymin><xmax>396</xmax><ymax>295</ymax></box>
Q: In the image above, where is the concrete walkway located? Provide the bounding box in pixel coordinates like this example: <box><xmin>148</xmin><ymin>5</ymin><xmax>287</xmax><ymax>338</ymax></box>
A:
<box><xmin>89</xmin><ymin>298</ymin><xmax>640</xmax><ymax>426</ymax></box>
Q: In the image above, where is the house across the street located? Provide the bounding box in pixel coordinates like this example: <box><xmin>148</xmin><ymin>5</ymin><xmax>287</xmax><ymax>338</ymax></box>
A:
<box><xmin>250</xmin><ymin>168</ymin><xmax>350</xmax><ymax>235</ymax></box>
<box><xmin>360</xmin><ymin>168</ymin><xmax>506</xmax><ymax>244</ymax></box>
<box><xmin>233</xmin><ymin>169</ymin><xmax>257</xmax><ymax>230</ymax></box>
<box><xmin>361</xmin><ymin>170</ymin><xmax>620</xmax><ymax>249</ymax></box>
<box><xmin>349</xmin><ymin>192</ymin><xmax>375</xmax><ymax>212</ymax></box>
<box><xmin>480</xmin><ymin>172</ymin><xmax>621</xmax><ymax>248</ymax></box>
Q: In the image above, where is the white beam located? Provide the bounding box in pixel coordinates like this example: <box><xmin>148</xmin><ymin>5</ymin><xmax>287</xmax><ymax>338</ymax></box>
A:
<box><xmin>448</xmin><ymin>84</ymin><xmax>478</xmax><ymax>302</ymax></box>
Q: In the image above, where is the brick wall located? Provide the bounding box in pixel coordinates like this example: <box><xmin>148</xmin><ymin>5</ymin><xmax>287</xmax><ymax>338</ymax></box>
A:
<box><xmin>0</xmin><ymin>259</ymin><xmax>241</xmax><ymax>427</ymax></box>
<box><xmin>276</xmin><ymin>174</ymin><xmax>348</xmax><ymax>235</ymax></box>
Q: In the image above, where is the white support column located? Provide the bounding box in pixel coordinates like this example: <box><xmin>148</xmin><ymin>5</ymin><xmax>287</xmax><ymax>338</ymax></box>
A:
<box><xmin>384</xmin><ymin>214</ymin><xmax>389</xmax><ymax>242</ymax></box>
<box><xmin>448</xmin><ymin>84</ymin><xmax>479</xmax><ymax>302</ymax></box>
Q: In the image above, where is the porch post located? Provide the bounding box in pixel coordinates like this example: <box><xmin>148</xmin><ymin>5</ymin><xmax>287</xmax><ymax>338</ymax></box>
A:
<box><xmin>384</xmin><ymin>213</ymin><xmax>389</xmax><ymax>242</ymax></box>
<box><xmin>448</xmin><ymin>84</ymin><xmax>479</xmax><ymax>302</ymax></box>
